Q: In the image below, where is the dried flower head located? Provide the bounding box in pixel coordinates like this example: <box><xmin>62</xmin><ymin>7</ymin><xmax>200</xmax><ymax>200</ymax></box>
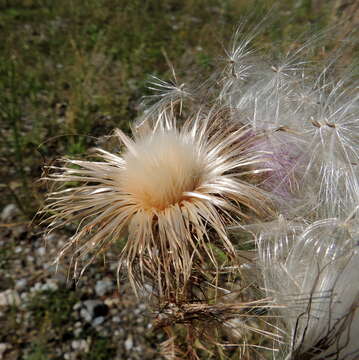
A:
<box><xmin>42</xmin><ymin>105</ymin><xmax>272</xmax><ymax>300</ymax></box>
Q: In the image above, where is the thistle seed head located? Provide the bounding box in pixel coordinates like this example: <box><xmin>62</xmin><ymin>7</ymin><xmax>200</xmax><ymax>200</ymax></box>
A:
<box><xmin>42</xmin><ymin>107</ymin><xmax>273</xmax><ymax>300</ymax></box>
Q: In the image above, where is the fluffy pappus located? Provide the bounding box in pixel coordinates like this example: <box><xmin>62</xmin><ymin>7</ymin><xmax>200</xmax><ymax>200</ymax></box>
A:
<box><xmin>258</xmin><ymin>212</ymin><xmax>359</xmax><ymax>360</ymax></box>
<box><xmin>41</xmin><ymin>102</ymin><xmax>273</xmax><ymax>301</ymax></box>
<box><xmin>220</xmin><ymin>28</ymin><xmax>359</xmax><ymax>218</ymax></box>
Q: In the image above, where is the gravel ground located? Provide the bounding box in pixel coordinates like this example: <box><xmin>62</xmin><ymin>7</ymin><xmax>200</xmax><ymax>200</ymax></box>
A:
<box><xmin>0</xmin><ymin>204</ymin><xmax>165</xmax><ymax>360</ymax></box>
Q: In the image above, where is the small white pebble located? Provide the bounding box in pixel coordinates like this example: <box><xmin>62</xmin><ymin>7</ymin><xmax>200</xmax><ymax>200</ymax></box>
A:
<box><xmin>15</xmin><ymin>246</ymin><xmax>22</xmax><ymax>254</ymax></box>
<box><xmin>0</xmin><ymin>343</ymin><xmax>10</xmax><ymax>358</ymax></box>
<box><xmin>125</xmin><ymin>335</ymin><xmax>133</xmax><ymax>351</ymax></box>
<box><xmin>0</xmin><ymin>290</ymin><xmax>20</xmax><ymax>307</ymax></box>
<box><xmin>36</xmin><ymin>247</ymin><xmax>46</xmax><ymax>256</ymax></box>
<box><xmin>15</xmin><ymin>279</ymin><xmax>27</xmax><ymax>291</ymax></box>
<box><xmin>112</xmin><ymin>316</ymin><xmax>121</xmax><ymax>323</ymax></box>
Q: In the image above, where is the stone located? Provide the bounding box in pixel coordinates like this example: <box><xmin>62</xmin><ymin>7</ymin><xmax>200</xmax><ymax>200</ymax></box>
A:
<box><xmin>71</xmin><ymin>339</ymin><xmax>89</xmax><ymax>352</ymax></box>
<box><xmin>73</xmin><ymin>302</ymin><xmax>82</xmax><ymax>311</ymax></box>
<box><xmin>73</xmin><ymin>328</ymin><xmax>82</xmax><ymax>337</ymax></box>
<box><xmin>114</xmin><ymin>328</ymin><xmax>125</xmax><ymax>338</ymax></box>
<box><xmin>95</xmin><ymin>278</ymin><xmax>114</xmax><ymax>297</ymax></box>
<box><xmin>1</xmin><ymin>204</ymin><xmax>19</xmax><ymax>221</ymax></box>
<box><xmin>31</xmin><ymin>282</ymin><xmax>42</xmax><ymax>292</ymax></box>
<box><xmin>15</xmin><ymin>279</ymin><xmax>27</xmax><ymax>291</ymax></box>
<box><xmin>92</xmin><ymin>316</ymin><xmax>105</xmax><ymax>326</ymax></box>
<box><xmin>0</xmin><ymin>343</ymin><xmax>10</xmax><ymax>358</ymax></box>
<box><xmin>124</xmin><ymin>335</ymin><xmax>133</xmax><ymax>351</ymax></box>
<box><xmin>41</xmin><ymin>279</ymin><xmax>58</xmax><ymax>292</ymax></box>
<box><xmin>26</xmin><ymin>255</ymin><xmax>35</xmax><ymax>263</ymax></box>
<box><xmin>20</xmin><ymin>292</ymin><xmax>28</xmax><ymax>300</ymax></box>
<box><xmin>80</xmin><ymin>308</ymin><xmax>92</xmax><ymax>323</ymax></box>
<box><xmin>112</xmin><ymin>316</ymin><xmax>121</xmax><ymax>323</ymax></box>
<box><xmin>36</xmin><ymin>247</ymin><xmax>46</xmax><ymax>256</ymax></box>
<box><xmin>81</xmin><ymin>300</ymin><xmax>108</xmax><ymax>322</ymax></box>
<box><xmin>0</xmin><ymin>290</ymin><xmax>20</xmax><ymax>307</ymax></box>
<box><xmin>15</xmin><ymin>246</ymin><xmax>22</xmax><ymax>254</ymax></box>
